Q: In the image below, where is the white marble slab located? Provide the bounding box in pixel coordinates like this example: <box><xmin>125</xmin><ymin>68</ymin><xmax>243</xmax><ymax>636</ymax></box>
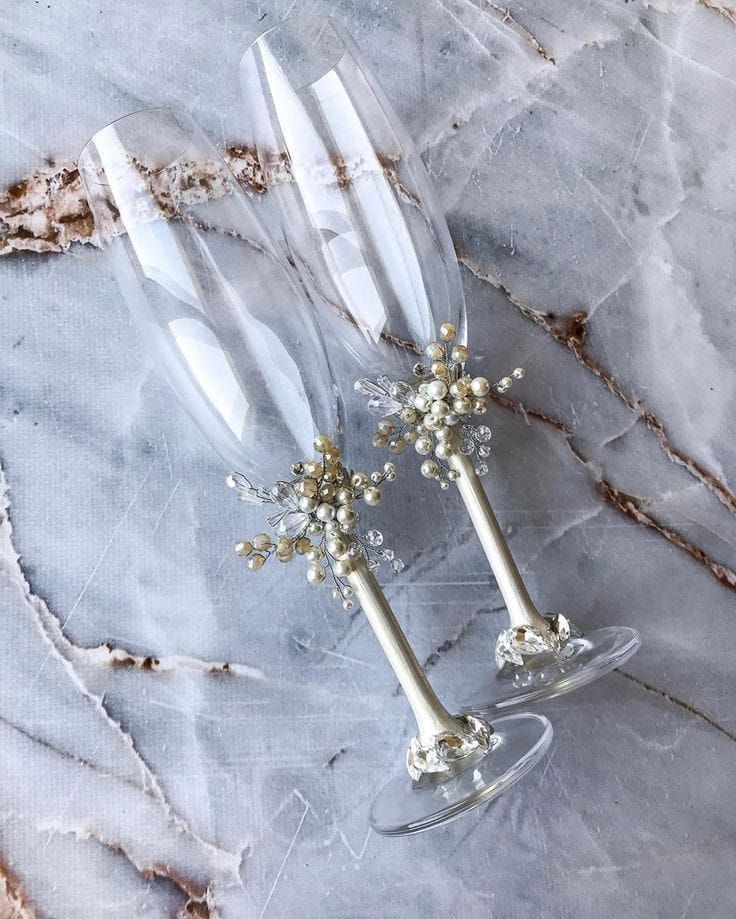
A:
<box><xmin>1</xmin><ymin>0</ymin><xmax>735</xmax><ymax>915</ymax></box>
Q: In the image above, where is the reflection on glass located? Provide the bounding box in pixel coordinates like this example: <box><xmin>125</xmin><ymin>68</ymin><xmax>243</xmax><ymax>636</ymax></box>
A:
<box><xmin>79</xmin><ymin>107</ymin><xmax>337</xmax><ymax>484</ymax></box>
<box><xmin>241</xmin><ymin>17</ymin><xmax>465</xmax><ymax>376</ymax></box>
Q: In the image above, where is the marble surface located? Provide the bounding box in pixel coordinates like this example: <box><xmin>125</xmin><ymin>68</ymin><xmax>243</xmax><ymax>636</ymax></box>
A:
<box><xmin>2</xmin><ymin>0</ymin><xmax>736</xmax><ymax>915</ymax></box>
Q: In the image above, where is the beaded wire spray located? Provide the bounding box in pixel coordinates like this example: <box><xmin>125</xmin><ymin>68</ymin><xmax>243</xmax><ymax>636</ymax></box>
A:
<box><xmin>227</xmin><ymin>435</ymin><xmax>402</xmax><ymax>610</ymax></box>
<box><xmin>355</xmin><ymin>322</ymin><xmax>524</xmax><ymax>485</ymax></box>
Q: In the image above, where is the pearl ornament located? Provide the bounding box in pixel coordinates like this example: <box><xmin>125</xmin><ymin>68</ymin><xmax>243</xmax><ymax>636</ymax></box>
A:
<box><xmin>426</xmin><ymin>341</ymin><xmax>444</xmax><ymax>360</ymax></box>
<box><xmin>415</xmin><ymin>436</ymin><xmax>433</xmax><ymax>455</ymax></box>
<box><xmin>235</xmin><ymin>540</ymin><xmax>253</xmax><ymax>557</ymax></box>
<box><xmin>336</xmin><ymin>505</ymin><xmax>357</xmax><ymax>526</ymax></box>
<box><xmin>426</xmin><ymin>380</ymin><xmax>448</xmax><ymax>400</ymax></box>
<box><xmin>336</xmin><ymin>487</ymin><xmax>354</xmax><ymax>505</ymax></box>
<box><xmin>421</xmin><ymin>459</ymin><xmax>440</xmax><ymax>479</ymax></box>
<box><xmin>435</xmin><ymin>442</ymin><xmax>453</xmax><ymax>460</ymax></box>
<box><xmin>440</xmin><ymin>322</ymin><xmax>456</xmax><ymax>341</ymax></box>
<box><xmin>307</xmin><ymin>565</ymin><xmax>326</xmax><ymax>585</ymax></box>
<box><xmin>248</xmin><ymin>554</ymin><xmax>266</xmax><ymax>571</ymax></box>
<box><xmin>363</xmin><ymin>487</ymin><xmax>382</xmax><ymax>506</ymax></box>
<box><xmin>470</xmin><ymin>376</ymin><xmax>490</xmax><ymax>397</ymax></box>
<box><xmin>254</xmin><ymin>533</ymin><xmax>272</xmax><ymax>550</ymax></box>
<box><xmin>333</xmin><ymin>558</ymin><xmax>353</xmax><ymax>577</ymax></box>
<box><xmin>451</xmin><ymin>345</ymin><xmax>469</xmax><ymax>363</ymax></box>
<box><xmin>326</xmin><ymin>535</ymin><xmax>348</xmax><ymax>557</ymax></box>
<box><xmin>316</xmin><ymin>503</ymin><xmax>335</xmax><ymax>521</ymax></box>
<box><xmin>453</xmin><ymin>397</ymin><xmax>471</xmax><ymax>415</ymax></box>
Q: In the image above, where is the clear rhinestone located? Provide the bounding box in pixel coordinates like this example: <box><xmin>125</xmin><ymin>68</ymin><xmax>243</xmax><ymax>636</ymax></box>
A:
<box><xmin>474</xmin><ymin>425</ymin><xmax>492</xmax><ymax>442</ymax></box>
<box><xmin>365</xmin><ymin>529</ymin><xmax>383</xmax><ymax>547</ymax></box>
<box><xmin>459</xmin><ymin>435</ymin><xmax>476</xmax><ymax>455</ymax></box>
<box><xmin>406</xmin><ymin>714</ymin><xmax>492</xmax><ymax>781</ymax></box>
<box><xmin>475</xmin><ymin>462</ymin><xmax>488</xmax><ymax>476</ymax></box>
<box><xmin>477</xmin><ymin>444</ymin><xmax>491</xmax><ymax>458</ymax></box>
<box><xmin>391</xmin><ymin>558</ymin><xmax>405</xmax><ymax>573</ymax></box>
<box><xmin>382</xmin><ymin>548</ymin><xmax>395</xmax><ymax>561</ymax></box>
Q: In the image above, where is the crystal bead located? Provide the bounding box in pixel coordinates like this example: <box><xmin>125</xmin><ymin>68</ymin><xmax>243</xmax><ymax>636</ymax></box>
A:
<box><xmin>475</xmin><ymin>462</ymin><xmax>489</xmax><ymax>476</ymax></box>
<box><xmin>477</xmin><ymin>444</ymin><xmax>491</xmax><ymax>458</ymax></box>
<box><xmin>474</xmin><ymin>425</ymin><xmax>492</xmax><ymax>442</ymax></box>
<box><xmin>382</xmin><ymin>548</ymin><xmax>395</xmax><ymax>561</ymax></box>
<box><xmin>459</xmin><ymin>436</ymin><xmax>476</xmax><ymax>455</ymax></box>
<box><xmin>391</xmin><ymin>558</ymin><xmax>405</xmax><ymax>573</ymax></box>
<box><xmin>365</xmin><ymin>529</ymin><xmax>384</xmax><ymax>547</ymax></box>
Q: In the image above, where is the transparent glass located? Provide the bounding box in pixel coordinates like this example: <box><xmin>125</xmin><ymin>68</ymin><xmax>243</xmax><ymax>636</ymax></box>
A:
<box><xmin>240</xmin><ymin>16</ymin><xmax>466</xmax><ymax>379</ymax></box>
<box><xmin>79</xmin><ymin>107</ymin><xmax>553</xmax><ymax>836</ymax></box>
<box><xmin>471</xmin><ymin>627</ymin><xmax>642</xmax><ymax>712</ymax></box>
<box><xmin>240</xmin><ymin>19</ymin><xmax>640</xmax><ymax>706</ymax></box>
<box><xmin>78</xmin><ymin>107</ymin><xmax>339</xmax><ymax>486</ymax></box>
<box><xmin>370</xmin><ymin>713</ymin><xmax>552</xmax><ymax>836</ymax></box>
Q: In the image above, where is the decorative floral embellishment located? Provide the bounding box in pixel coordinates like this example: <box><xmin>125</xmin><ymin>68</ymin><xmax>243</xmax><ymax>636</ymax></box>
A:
<box><xmin>355</xmin><ymin>322</ymin><xmax>525</xmax><ymax>487</ymax></box>
<box><xmin>228</xmin><ymin>435</ymin><xmax>401</xmax><ymax>610</ymax></box>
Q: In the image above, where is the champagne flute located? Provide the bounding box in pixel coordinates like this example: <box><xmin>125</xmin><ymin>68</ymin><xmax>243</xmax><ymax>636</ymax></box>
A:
<box><xmin>240</xmin><ymin>16</ymin><xmax>640</xmax><ymax>712</ymax></box>
<box><xmin>78</xmin><ymin>106</ymin><xmax>552</xmax><ymax>836</ymax></box>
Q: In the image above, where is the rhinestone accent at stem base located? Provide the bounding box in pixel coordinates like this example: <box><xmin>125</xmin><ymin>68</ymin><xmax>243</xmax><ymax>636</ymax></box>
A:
<box><xmin>494</xmin><ymin>613</ymin><xmax>574</xmax><ymax>669</ymax></box>
<box><xmin>406</xmin><ymin>714</ymin><xmax>493</xmax><ymax>781</ymax></box>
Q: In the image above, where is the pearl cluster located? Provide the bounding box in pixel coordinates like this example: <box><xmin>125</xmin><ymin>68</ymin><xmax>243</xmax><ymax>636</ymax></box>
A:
<box><xmin>355</xmin><ymin>323</ymin><xmax>525</xmax><ymax>487</ymax></box>
<box><xmin>227</xmin><ymin>435</ymin><xmax>401</xmax><ymax>610</ymax></box>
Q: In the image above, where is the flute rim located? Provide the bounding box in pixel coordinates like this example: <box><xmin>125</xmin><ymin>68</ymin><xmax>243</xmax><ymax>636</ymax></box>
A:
<box><xmin>242</xmin><ymin>13</ymin><xmax>350</xmax><ymax>90</ymax></box>
<box><xmin>78</xmin><ymin>106</ymin><xmax>199</xmax><ymax>187</ymax></box>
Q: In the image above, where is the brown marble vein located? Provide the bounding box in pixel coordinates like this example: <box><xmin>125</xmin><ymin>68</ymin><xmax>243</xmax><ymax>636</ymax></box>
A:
<box><xmin>617</xmin><ymin>670</ymin><xmax>736</xmax><ymax>744</ymax></box>
<box><xmin>699</xmin><ymin>0</ymin><xmax>736</xmax><ymax>26</ymax></box>
<box><xmin>458</xmin><ymin>251</ymin><xmax>736</xmax><ymax>517</ymax></box>
<box><xmin>0</xmin><ymin>467</ymin><xmax>243</xmax><ymax>909</ymax></box>
<box><xmin>487</xmin><ymin>393</ymin><xmax>736</xmax><ymax>593</ymax></box>
<box><xmin>482</xmin><ymin>2</ymin><xmax>556</xmax><ymax>64</ymax></box>
<box><xmin>0</xmin><ymin>853</ymin><xmax>35</xmax><ymax>919</ymax></box>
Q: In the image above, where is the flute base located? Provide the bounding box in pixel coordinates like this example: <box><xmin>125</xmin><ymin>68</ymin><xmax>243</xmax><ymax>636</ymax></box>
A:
<box><xmin>369</xmin><ymin>712</ymin><xmax>552</xmax><ymax>836</ymax></box>
<box><xmin>474</xmin><ymin>626</ymin><xmax>641</xmax><ymax>713</ymax></box>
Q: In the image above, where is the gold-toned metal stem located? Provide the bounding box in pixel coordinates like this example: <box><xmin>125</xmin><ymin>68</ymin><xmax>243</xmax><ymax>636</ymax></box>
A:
<box><xmin>447</xmin><ymin>447</ymin><xmax>550</xmax><ymax>633</ymax></box>
<box><xmin>346</xmin><ymin>556</ymin><xmax>462</xmax><ymax>745</ymax></box>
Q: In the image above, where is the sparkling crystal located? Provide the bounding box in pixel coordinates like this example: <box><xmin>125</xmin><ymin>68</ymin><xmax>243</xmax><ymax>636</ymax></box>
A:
<box><xmin>382</xmin><ymin>548</ymin><xmax>395</xmax><ymax>562</ymax></box>
<box><xmin>406</xmin><ymin>714</ymin><xmax>492</xmax><ymax>781</ymax></box>
<box><xmin>474</xmin><ymin>425</ymin><xmax>492</xmax><ymax>442</ymax></box>
<box><xmin>355</xmin><ymin>377</ymin><xmax>405</xmax><ymax>416</ymax></box>
<box><xmin>475</xmin><ymin>462</ymin><xmax>489</xmax><ymax>476</ymax></box>
<box><xmin>274</xmin><ymin>511</ymin><xmax>311</xmax><ymax>538</ymax></box>
<box><xmin>391</xmin><ymin>558</ymin><xmax>405</xmax><ymax>573</ymax></box>
<box><xmin>459</xmin><ymin>434</ymin><xmax>476</xmax><ymax>455</ymax></box>
<box><xmin>412</xmin><ymin>362</ymin><xmax>427</xmax><ymax>376</ymax></box>
<box><xmin>494</xmin><ymin>616</ymin><xmax>573</xmax><ymax>669</ymax></box>
<box><xmin>348</xmin><ymin>543</ymin><xmax>363</xmax><ymax>557</ymax></box>
<box><xmin>365</xmin><ymin>529</ymin><xmax>384</xmax><ymax>547</ymax></box>
<box><xmin>367</xmin><ymin>559</ymin><xmax>380</xmax><ymax>570</ymax></box>
<box><xmin>270</xmin><ymin>480</ymin><xmax>299</xmax><ymax>507</ymax></box>
<box><xmin>477</xmin><ymin>444</ymin><xmax>491</xmax><ymax>458</ymax></box>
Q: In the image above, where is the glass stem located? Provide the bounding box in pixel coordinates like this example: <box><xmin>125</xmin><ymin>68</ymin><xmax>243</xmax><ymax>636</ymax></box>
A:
<box><xmin>346</xmin><ymin>556</ymin><xmax>462</xmax><ymax>745</ymax></box>
<box><xmin>447</xmin><ymin>446</ymin><xmax>550</xmax><ymax>633</ymax></box>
